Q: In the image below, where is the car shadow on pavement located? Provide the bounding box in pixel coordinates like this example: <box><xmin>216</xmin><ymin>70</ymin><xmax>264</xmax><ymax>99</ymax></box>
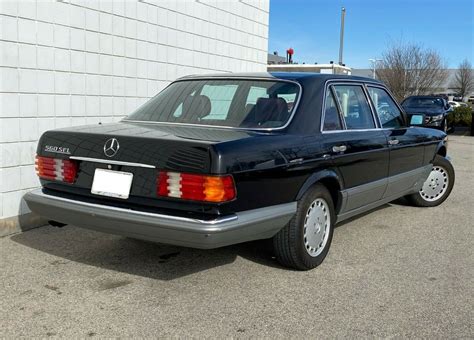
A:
<box><xmin>11</xmin><ymin>225</ymin><xmax>281</xmax><ymax>281</ymax></box>
<box><xmin>10</xmin><ymin>201</ymin><xmax>409</xmax><ymax>280</ymax></box>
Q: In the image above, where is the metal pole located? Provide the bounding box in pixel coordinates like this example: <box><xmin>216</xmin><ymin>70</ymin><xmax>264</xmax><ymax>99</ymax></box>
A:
<box><xmin>368</xmin><ymin>58</ymin><xmax>382</xmax><ymax>79</ymax></box>
<box><xmin>338</xmin><ymin>7</ymin><xmax>346</xmax><ymax>65</ymax></box>
<box><xmin>369</xmin><ymin>59</ymin><xmax>376</xmax><ymax>78</ymax></box>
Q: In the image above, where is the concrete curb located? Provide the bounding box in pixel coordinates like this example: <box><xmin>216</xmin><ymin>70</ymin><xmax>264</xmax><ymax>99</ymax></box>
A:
<box><xmin>0</xmin><ymin>213</ymin><xmax>47</xmax><ymax>237</ymax></box>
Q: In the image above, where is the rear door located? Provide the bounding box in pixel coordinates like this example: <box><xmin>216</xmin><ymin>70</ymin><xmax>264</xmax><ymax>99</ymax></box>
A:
<box><xmin>320</xmin><ymin>83</ymin><xmax>389</xmax><ymax>213</ymax></box>
<box><xmin>366</xmin><ymin>85</ymin><xmax>428</xmax><ymax>198</ymax></box>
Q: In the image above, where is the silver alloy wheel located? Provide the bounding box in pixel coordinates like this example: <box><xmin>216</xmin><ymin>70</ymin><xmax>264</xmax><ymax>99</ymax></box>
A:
<box><xmin>420</xmin><ymin>165</ymin><xmax>449</xmax><ymax>202</ymax></box>
<box><xmin>303</xmin><ymin>198</ymin><xmax>330</xmax><ymax>257</ymax></box>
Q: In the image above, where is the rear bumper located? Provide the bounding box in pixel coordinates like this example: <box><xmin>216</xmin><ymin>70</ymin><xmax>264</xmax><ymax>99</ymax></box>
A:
<box><xmin>24</xmin><ymin>189</ymin><xmax>296</xmax><ymax>249</ymax></box>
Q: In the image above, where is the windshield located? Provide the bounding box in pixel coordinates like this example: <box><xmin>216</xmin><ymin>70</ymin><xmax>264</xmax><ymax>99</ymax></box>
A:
<box><xmin>125</xmin><ymin>79</ymin><xmax>300</xmax><ymax>129</ymax></box>
<box><xmin>403</xmin><ymin>97</ymin><xmax>444</xmax><ymax>108</ymax></box>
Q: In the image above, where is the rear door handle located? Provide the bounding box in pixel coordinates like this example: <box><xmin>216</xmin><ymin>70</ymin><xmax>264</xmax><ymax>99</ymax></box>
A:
<box><xmin>332</xmin><ymin>145</ymin><xmax>347</xmax><ymax>153</ymax></box>
<box><xmin>388</xmin><ymin>139</ymin><xmax>399</xmax><ymax>145</ymax></box>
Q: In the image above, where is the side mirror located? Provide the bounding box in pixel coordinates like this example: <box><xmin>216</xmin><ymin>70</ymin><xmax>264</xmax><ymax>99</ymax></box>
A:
<box><xmin>409</xmin><ymin>114</ymin><xmax>424</xmax><ymax>126</ymax></box>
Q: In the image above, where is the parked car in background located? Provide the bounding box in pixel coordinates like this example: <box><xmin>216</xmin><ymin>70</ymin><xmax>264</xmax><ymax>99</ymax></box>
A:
<box><xmin>25</xmin><ymin>73</ymin><xmax>455</xmax><ymax>270</ymax></box>
<box><xmin>468</xmin><ymin>95</ymin><xmax>474</xmax><ymax>103</ymax></box>
<box><xmin>453</xmin><ymin>94</ymin><xmax>463</xmax><ymax>101</ymax></box>
<box><xmin>448</xmin><ymin>101</ymin><xmax>468</xmax><ymax>108</ymax></box>
<box><xmin>401</xmin><ymin>96</ymin><xmax>453</xmax><ymax>132</ymax></box>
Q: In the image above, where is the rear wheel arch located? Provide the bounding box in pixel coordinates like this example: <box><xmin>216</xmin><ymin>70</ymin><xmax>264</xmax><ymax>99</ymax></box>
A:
<box><xmin>296</xmin><ymin>170</ymin><xmax>343</xmax><ymax>212</ymax></box>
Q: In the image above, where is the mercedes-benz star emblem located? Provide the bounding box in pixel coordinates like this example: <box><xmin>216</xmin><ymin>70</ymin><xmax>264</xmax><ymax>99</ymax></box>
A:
<box><xmin>104</xmin><ymin>138</ymin><xmax>119</xmax><ymax>157</ymax></box>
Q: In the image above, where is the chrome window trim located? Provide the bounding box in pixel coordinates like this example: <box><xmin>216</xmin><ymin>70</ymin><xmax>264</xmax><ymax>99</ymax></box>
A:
<box><xmin>320</xmin><ymin>80</ymin><xmax>381</xmax><ymax>134</ymax></box>
<box><xmin>122</xmin><ymin>77</ymin><xmax>303</xmax><ymax>132</ymax></box>
<box><xmin>321</xmin><ymin>125</ymin><xmax>419</xmax><ymax>134</ymax></box>
<box><xmin>320</xmin><ymin>128</ymin><xmax>385</xmax><ymax>134</ymax></box>
<box><xmin>69</xmin><ymin>156</ymin><xmax>156</xmax><ymax>169</ymax></box>
<box><xmin>326</xmin><ymin>85</ymin><xmax>347</xmax><ymax>130</ymax></box>
<box><xmin>362</xmin><ymin>84</ymin><xmax>383</xmax><ymax>128</ymax></box>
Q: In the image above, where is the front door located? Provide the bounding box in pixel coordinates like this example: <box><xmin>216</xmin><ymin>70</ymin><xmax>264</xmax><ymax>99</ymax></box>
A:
<box><xmin>366</xmin><ymin>85</ymin><xmax>428</xmax><ymax>198</ymax></box>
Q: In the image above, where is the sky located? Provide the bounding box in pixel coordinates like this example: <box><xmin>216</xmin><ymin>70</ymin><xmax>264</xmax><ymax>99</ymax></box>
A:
<box><xmin>268</xmin><ymin>0</ymin><xmax>474</xmax><ymax>69</ymax></box>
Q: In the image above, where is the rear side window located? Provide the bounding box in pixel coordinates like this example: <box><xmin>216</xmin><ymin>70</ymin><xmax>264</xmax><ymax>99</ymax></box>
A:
<box><xmin>333</xmin><ymin>85</ymin><xmax>376</xmax><ymax>130</ymax></box>
<box><xmin>323</xmin><ymin>90</ymin><xmax>343</xmax><ymax>131</ymax></box>
<box><xmin>367</xmin><ymin>86</ymin><xmax>405</xmax><ymax>128</ymax></box>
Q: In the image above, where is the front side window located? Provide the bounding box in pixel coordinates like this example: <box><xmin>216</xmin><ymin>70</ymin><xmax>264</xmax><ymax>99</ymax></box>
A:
<box><xmin>127</xmin><ymin>79</ymin><xmax>300</xmax><ymax>129</ymax></box>
<box><xmin>333</xmin><ymin>85</ymin><xmax>376</xmax><ymax>130</ymax></box>
<box><xmin>367</xmin><ymin>86</ymin><xmax>405</xmax><ymax>128</ymax></box>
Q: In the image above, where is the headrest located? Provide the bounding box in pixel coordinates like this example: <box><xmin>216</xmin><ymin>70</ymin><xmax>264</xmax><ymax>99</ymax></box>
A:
<box><xmin>323</xmin><ymin>107</ymin><xmax>340</xmax><ymax>130</ymax></box>
<box><xmin>182</xmin><ymin>95</ymin><xmax>211</xmax><ymax>122</ymax></box>
<box><xmin>255</xmin><ymin>97</ymin><xmax>288</xmax><ymax>123</ymax></box>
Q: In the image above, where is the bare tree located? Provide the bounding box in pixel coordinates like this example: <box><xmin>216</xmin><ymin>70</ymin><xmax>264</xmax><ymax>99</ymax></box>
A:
<box><xmin>376</xmin><ymin>41</ymin><xmax>448</xmax><ymax>101</ymax></box>
<box><xmin>452</xmin><ymin>59</ymin><xmax>473</xmax><ymax>100</ymax></box>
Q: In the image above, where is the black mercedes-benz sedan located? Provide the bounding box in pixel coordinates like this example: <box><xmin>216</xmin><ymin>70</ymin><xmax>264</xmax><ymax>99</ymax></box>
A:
<box><xmin>401</xmin><ymin>95</ymin><xmax>453</xmax><ymax>132</ymax></box>
<box><xmin>25</xmin><ymin>73</ymin><xmax>455</xmax><ymax>270</ymax></box>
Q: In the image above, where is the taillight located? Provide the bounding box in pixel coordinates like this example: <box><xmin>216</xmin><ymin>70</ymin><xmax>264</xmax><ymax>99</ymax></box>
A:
<box><xmin>35</xmin><ymin>156</ymin><xmax>78</xmax><ymax>183</ymax></box>
<box><xmin>157</xmin><ymin>171</ymin><xmax>236</xmax><ymax>203</ymax></box>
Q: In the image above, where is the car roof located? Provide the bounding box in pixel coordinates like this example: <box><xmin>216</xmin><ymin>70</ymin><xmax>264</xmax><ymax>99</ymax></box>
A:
<box><xmin>179</xmin><ymin>72</ymin><xmax>383</xmax><ymax>85</ymax></box>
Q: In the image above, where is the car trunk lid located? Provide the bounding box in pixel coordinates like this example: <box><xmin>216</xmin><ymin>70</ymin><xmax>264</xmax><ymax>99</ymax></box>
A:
<box><xmin>36</xmin><ymin>121</ymin><xmax>253</xmax><ymax>214</ymax></box>
<box><xmin>38</xmin><ymin>121</ymin><xmax>249</xmax><ymax>172</ymax></box>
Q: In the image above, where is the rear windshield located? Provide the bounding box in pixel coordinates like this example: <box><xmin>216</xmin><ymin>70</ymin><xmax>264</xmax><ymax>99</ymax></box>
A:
<box><xmin>125</xmin><ymin>79</ymin><xmax>300</xmax><ymax>129</ymax></box>
<box><xmin>403</xmin><ymin>97</ymin><xmax>444</xmax><ymax>107</ymax></box>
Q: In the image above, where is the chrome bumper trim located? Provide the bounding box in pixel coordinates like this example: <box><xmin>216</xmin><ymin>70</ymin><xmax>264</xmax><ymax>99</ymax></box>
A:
<box><xmin>26</xmin><ymin>189</ymin><xmax>238</xmax><ymax>226</ymax></box>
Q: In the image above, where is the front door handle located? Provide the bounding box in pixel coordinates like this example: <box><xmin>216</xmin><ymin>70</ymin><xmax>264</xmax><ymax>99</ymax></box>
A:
<box><xmin>388</xmin><ymin>139</ymin><xmax>399</xmax><ymax>145</ymax></box>
<box><xmin>332</xmin><ymin>145</ymin><xmax>347</xmax><ymax>153</ymax></box>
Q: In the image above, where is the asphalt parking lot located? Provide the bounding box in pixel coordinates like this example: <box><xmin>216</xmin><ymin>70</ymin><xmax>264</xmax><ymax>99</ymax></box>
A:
<box><xmin>1</xmin><ymin>135</ymin><xmax>473</xmax><ymax>338</ymax></box>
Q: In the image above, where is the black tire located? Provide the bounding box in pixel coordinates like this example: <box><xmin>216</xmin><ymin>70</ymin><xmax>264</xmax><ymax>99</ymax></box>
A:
<box><xmin>273</xmin><ymin>183</ymin><xmax>335</xmax><ymax>270</ymax></box>
<box><xmin>406</xmin><ymin>155</ymin><xmax>455</xmax><ymax>207</ymax></box>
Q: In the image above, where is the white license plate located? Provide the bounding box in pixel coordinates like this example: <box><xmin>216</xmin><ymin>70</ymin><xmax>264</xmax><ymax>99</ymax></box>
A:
<box><xmin>91</xmin><ymin>169</ymin><xmax>133</xmax><ymax>199</ymax></box>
